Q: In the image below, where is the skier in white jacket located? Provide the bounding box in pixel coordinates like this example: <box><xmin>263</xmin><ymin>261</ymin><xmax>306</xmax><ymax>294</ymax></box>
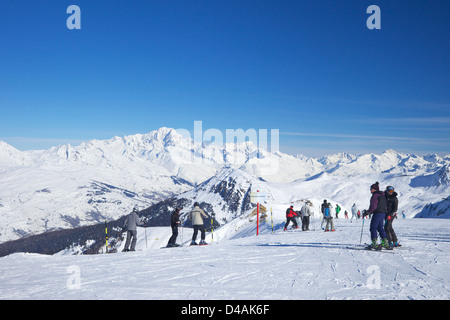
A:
<box><xmin>122</xmin><ymin>207</ymin><xmax>144</xmax><ymax>252</ymax></box>
<box><xmin>351</xmin><ymin>203</ymin><xmax>359</xmax><ymax>222</ymax></box>
<box><xmin>189</xmin><ymin>202</ymin><xmax>209</xmax><ymax>245</ymax></box>
<box><xmin>300</xmin><ymin>202</ymin><xmax>312</xmax><ymax>231</ymax></box>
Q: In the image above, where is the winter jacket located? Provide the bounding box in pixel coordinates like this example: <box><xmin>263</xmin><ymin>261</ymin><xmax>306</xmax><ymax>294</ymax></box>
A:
<box><xmin>286</xmin><ymin>207</ymin><xmax>297</xmax><ymax>218</ymax></box>
<box><xmin>368</xmin><ymin>191</ymin><xmax>387</xmax><ymax>214</ymax></box>
<box><xmin>300</xmin><ymin>204</ymin><xmax>312</xmax><ymax>217</ymax></box>
<box><xmin>171</xmin><ymin>210</ymin><xmax>181</xmax><ymax>227</ymax></box>
<box><xmin>189</xmin><ymin>205</ymin><xmax>208</xmax><ymax>225</ymax></box>
<box><xmin>124</xmin><ymin>211</ymin><xmax>143</xmax><ymax>231</ymax></box>
<box><xmin>385</xmin><ymin>191</ymin><xmax>398</xmax><ymax>217</ymax></box>
<box><xmin>321</xmin><ymin>202</ymin><xmax>329</xmax><ymax>214</ymax></box>
<box><xmin>351</xmin><ymin>204</ymin><xmax>358</xmax><ymax>215</ymax></box>
<box><xmin>321</xmin><ymin>202</ymin><xmax>331</xmax><ymax>218</ymax></box>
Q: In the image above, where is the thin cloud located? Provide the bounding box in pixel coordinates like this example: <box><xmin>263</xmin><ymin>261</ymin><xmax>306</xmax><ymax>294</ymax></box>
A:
<box><xmin>349</xmin><ymin>117</ymin><xmax>450</xmax><ymax>126</ymax></box>
<box><xmin>281</xmin><ymin>131</ymin><xmax>450</xmax><ymax>143</ymax></box>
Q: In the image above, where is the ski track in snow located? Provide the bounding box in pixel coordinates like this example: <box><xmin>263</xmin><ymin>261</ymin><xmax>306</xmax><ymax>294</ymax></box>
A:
<box><xmin>0</xmin><ymin>218</ymin><xmax>449</xmax><ymax>300</ymax></box>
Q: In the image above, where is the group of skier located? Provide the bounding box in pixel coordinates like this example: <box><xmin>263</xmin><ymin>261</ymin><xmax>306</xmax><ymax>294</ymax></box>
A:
<box><xmin>283</xmin><ymin>202</ymin><xmax>314</xmax><ymax>231</ymax></box>
<box><xmin>121</xmin><ymin>180</ymin><xmax>400</xmax><ymax>251</ymax></box>
<box><xmin>364</xmin><ymin>182</ymin><xmax>400</xmax><ymax>250</ymax></box>
<box><xmin>283</xmin><ymin>200</ymin><xmax>337</xmax><ymax>231</ymax></box>
<box><xmin>121</xmin><ymin>202</ymin><xmax>210</xmax><ymax>251</ymax></box>
<box><xmin>283</xmin><ymin>181</ymin><xmax>401</xmax><ymax>250</ymax></box>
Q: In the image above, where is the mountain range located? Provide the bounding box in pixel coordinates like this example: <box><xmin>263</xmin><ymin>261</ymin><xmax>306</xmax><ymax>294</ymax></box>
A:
<box><xmin>0</xmin><ymin>127</ymin><xmax>449</xmax><ymax>245</ymax></box>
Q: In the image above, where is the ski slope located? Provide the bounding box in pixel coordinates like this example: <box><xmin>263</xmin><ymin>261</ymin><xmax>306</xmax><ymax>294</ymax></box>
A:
<box><xmin>0</xmin><ymin>217</ymin><xmax>449</xmax><ymax>300</ymax></box>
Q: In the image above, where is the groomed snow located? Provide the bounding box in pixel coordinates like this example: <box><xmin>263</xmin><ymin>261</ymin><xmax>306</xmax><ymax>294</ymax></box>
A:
<box><xmin>1</xmin><ymin>217</ymin><xmax>448</xmax><ymax>300</ymax></box>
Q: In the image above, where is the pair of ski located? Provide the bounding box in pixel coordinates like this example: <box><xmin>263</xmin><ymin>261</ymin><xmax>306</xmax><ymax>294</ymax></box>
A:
<box><xmin>348</xmin><ymin>243</ymin><xmax>397</xmax><ymax>252</ymax></box>
<box><xmin>161</xmin><ymin>243</ymin><xmax>210</xmax><ymax>249</ymax></box>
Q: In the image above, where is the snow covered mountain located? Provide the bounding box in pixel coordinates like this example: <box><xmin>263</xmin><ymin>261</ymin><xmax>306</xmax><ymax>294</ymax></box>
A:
<box><xmin>0</xmin><ymin>127</ymin><xmax>449</xmax><ymax>244</ymax></box>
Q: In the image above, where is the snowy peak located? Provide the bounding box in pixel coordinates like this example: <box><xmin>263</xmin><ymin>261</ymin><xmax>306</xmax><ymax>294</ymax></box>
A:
<box><xmin>182</xmin><ymin>167</ymin><xmax>263</xmax><ymax>222</ymax></box>
<box><xmin>318</xmin><ymin>152</ymin><xmax>357</xmax><ymax>166</ymax></box>
<box><xmin>416</xmin><ymin>195</ymin><xmax>450</xmax><ymax>218</ymax></box>
<box><xmin>411</xmin><ymin>164</ymin><xmax>450</xmax><ymax>188</ymax></box>
<box><xmin>435</xmin><ymin>164</ymin><xmax>450</xmax><ymax>186</ymax></box>
<box><xmin>0</xmin><ymin>140</ymin><xmax>26</xmax><ymax>166</ymax></box>
<box><xmin>1</xmin><ymin>129</ymin><xmax>448</xmax><ymax>182</ymax></box>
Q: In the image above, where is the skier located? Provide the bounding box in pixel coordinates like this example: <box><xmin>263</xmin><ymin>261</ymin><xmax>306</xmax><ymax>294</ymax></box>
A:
<box><xmin>321</xmin><ymin>200</ymin><xmax>335</xmax><ymax>231</ymax></box>
<box><xmin>166</xmin><ymin>207</ymin><xmax>181</xmax><ymax>247</ymax></box>
<box><xmin>335</xmin><ymin>204</ymin><xmax>341</xmax><ymax>218</ymax></box>
<box><xmin>385</xmin><ymin>186</ymin><xmax>400</xmax><ymax>248</ymax></box>
<box><xmin>364</xmin><ymin>182</ymin><xmax>391</xmax><ymax>250</ymax></box>
<box><xmin>284</xmin><ymin>205</ymin><xmax>299</xmax><ymax>230</ymax></box>
<box><xmin>351</xmin><ymin>203</ymin><xmax>358</xmax><ymax>221</ymax></box>
<box><xmin>122</xmin><ymin>207</ymin><xmax>144</xmax><ymax>252</ymax></box>
<box><xmin>189</xmin><ymin>202</ymin><xmax>209</xmax><ymax>245</ymax></box>
<box><xmin>328</xmin><ymin>203</ymin><xmax>335</xmax><ymax>220</ymax></box>
<box><xmin>344</xmin><ymin>210</ymin><xmax>348</xmax><ymax>219</ymax></box>
<box><xmin>300</xmin><ymin>202</ymin><xmax>312</xmax><ymax>231</ymax></box>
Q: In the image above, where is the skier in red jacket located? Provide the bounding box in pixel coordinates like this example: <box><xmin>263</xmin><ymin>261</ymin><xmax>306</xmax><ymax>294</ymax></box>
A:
<box><xmin>284</xmin><ymin>205</ymin><xmax>299</xmax><ymax>230</ymax></box>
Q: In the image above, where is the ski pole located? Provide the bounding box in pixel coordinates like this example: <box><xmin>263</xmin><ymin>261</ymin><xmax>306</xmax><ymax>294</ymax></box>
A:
<box><xmin>181</xmin><ymin>217</ymin><xmax>184</xmax><ymax>245</ymax></box>
<box><xmin>105</xmin><ymin>221</ymin><xmax>108</xmax><ymax>254</ymax></box>
<box><xmin>359</xmin><ymin>214</ymin><xmax>365</xmax><ymax>245</ymax></box>
<box><xmin>144</xmin><ymin>225</ymin><xmax>148</xmax><ymax>249</ymax></box>
<box><xmin>271</xmin><ymin>207</ymin><xmax>273</xmax><ymax>234</ymax></box>
<box><xmin>211</xmin><ymin>214</ymin><xmax>214</xmax><ymax>243</ymax></box>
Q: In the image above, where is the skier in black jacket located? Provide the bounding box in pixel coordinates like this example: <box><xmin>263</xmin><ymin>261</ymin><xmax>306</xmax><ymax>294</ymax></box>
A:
<box><xmin>167</xmin><ymin>208</ymin><xmax>181</xmax><ymax>247</ymax></box>
<box><xmin>365</xmin><ymin>182</ymin><xmax>391</xmax><ymax>250</ymax></box>
<box><xmin>385</xmin><ymin>186</ymin><xmax>400</xmax><ymax>247</ymax></box>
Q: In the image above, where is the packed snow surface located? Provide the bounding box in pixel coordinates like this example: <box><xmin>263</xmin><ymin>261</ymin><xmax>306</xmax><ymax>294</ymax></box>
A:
<box><xmin>1</xmin><ymin>217</ymin><xmax>448</xmax><ymax>300</ymax></box>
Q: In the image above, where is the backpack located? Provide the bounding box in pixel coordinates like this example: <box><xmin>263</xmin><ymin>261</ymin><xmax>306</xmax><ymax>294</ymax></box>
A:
<box><xmin>374</xmin><ymin>192</ymin><xmax>387</xmax><ymax>213</ymax></box>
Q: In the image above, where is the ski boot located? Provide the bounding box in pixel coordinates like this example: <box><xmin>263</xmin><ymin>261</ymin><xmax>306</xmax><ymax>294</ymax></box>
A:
<box><xmin>199</xmin><ymin>240</ymin><xmax>208</xmax><ymax>245</ymax></box>
<box><xmin>367</xmin><ymin>239</ymin><xmax>378</xmax><ymax>250</ymax></box>
<box><xmin>380</xmin><ymin>238</ymin><xmax>393</xmax><ymax>250</ymax></box>
<box><xmin>190</xmin><ymin>240</ymin><xmax>198</xmax><ymax>246</ymax></box>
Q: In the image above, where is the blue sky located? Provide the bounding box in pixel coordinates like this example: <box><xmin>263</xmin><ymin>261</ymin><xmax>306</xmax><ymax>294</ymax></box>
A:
<box><xmin>0</xmin><ymin>0</ymin><xmax>449</xmax><ymax>157</ymax></box>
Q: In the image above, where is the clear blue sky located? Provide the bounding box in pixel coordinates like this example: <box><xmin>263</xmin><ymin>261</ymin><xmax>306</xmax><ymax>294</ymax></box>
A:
<box><xmin>1</xmin><ymin>0</ymin><xmax>449</xmax><ymax>157</ymax></box>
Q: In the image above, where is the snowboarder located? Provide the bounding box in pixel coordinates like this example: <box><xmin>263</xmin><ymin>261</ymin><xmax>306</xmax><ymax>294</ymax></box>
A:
<box><xmin>364</xmin><ymin>182</ymin><xmax>391</xmax><ymax>250</ymax></box>
<box><xmin>189</xmin><ymin>202</ymin><xmax>209</xmax><ymax>245</ymax></box>
<box><xmin>166</xmin><ymin>207</ymin><xmax>181</xmax><ymax>247</ymax></box>
<box><xmin>122</xmin><ymin>207</ymin><xmax>144</xmax><ymax>252</ymax></box>
<box><xmin>300</xmin><ymin>202</ymin><xmax>312</xmax><ymax>231</ymax></box>
<box><xmin>284</xmin><ymin>205</ymin><xmax>299</xmax><ymax>230</ymax></box>
<box><xmin>321</xmin><ymin>200</ymin><xmax>335</xmax><ymax>231</ymax></box>
<box><xmin>385</xmin><ymin>186</ymin><xmax>400</xmax><ymax>248</ymax></box>
<box><xmin>351</xmin><ymin>203</ymin><xmax>359</xmax><ymax>221</ymax></box>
